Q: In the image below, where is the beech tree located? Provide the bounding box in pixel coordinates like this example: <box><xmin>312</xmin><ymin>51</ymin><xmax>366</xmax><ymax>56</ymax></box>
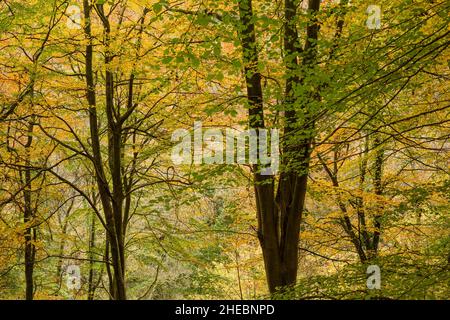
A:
<box><xmin>0</xmin><ymin>0</ymin><xmax>448</xmax><ymax>300</ymax></box>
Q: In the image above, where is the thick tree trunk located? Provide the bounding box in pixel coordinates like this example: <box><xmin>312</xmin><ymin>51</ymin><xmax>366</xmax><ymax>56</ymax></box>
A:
<box><xmin>238</xmin><ymin>0</ymin><xmax>320</xmax><ymax>294</ymax></box>
<box><xmin>238</xmin><ymin>0</ymin><xmax>281</xmax><ymax>293</ymax></box>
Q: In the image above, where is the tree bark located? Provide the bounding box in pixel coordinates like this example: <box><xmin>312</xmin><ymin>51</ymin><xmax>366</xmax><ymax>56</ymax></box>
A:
<box><xmin>87</xmin><ymin>209</ymin><xmax>97</xmax><ymax>300</ymax></box>
<box><xmin>83</xmin><ymin>0</ymin><xmax>126</xmax><ymax>299</ymax></box>
<box><xmin>23</xmin><ymin>121</ymin><xmax>36</xmax><ymax>300</ymax></box>
<box><xmin>237</xmin><ymin>0</ymin><xmax>320</xmax><ymax>294</ymax></box>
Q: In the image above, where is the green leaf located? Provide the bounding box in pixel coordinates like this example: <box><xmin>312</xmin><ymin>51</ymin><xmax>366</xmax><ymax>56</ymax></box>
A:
<box><xmin>152</xmin><ymin>3</ymin><xmax>163</xmax><ymax>14</ymax></box>
<box><xmin>162</xmin><ymin>56</ymin><xmax>173</xmax><ymax>64</ymax></box>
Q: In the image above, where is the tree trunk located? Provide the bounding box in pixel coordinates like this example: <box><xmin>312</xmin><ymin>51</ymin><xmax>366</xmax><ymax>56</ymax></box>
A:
<box><xmin>87</xmin><ymin>209</ymin><xmax>97</xmax><ymax>300</ymax></box>
<box><xmin>237</xmin><ymin>0</ymin><xmax>320</xmax><ymax>294</ymax></box>
<box><xmin>83</xmin><ymin>0</ymin><xmax>127</xmax><ymax>299</ymax></box>
<box><xmin>23</xmin><ymin>121</ymin><xmax>36</xmax><ymax>300</ymax></box>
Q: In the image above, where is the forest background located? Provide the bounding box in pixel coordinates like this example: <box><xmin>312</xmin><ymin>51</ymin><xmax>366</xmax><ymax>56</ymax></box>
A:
<box><xmin>0</xmin><ymin>0</ymin><xmax>448</xmax><ymax>300</ymax></box>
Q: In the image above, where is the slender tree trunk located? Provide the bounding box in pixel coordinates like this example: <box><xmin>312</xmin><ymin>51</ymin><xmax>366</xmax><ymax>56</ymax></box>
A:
<box><xmin>320</xmin><ymin>132</ymin><xmax>385</xmax><ymax>264</ymax></box>
<box><xmin>371</xmin><ymin>136</ymin><xmax>384</xmax><ymax>258</ymax></box>
<box><xmin>55</xmin><ymin>200</ymin><xmax>72</xmax><ymax>291</ymax></box>
<box><xmin>83</xmin><ymin>0</ymin><xmax>126</xmax><ymax>299</ymax></box>
<box><xmin>87</xmin><ymin>210</ymin><xmax>97</xmax><ymax>300</ymax></box>
<box><xmin>23</xmin><ymin>121</ymin><xmax>36</xmax><ymax>300</ymax></box>
<box><xmin>55</xmin><ymin>219</ymin><xmax>68</xmax><ymax>286</ymax></box>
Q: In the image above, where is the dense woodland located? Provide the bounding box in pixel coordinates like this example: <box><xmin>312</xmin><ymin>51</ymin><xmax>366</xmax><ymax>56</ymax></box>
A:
<box><xmin>0</xmin><ymin>0</ymin><xmax>449</xmax><ymax>300</ymax></box>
